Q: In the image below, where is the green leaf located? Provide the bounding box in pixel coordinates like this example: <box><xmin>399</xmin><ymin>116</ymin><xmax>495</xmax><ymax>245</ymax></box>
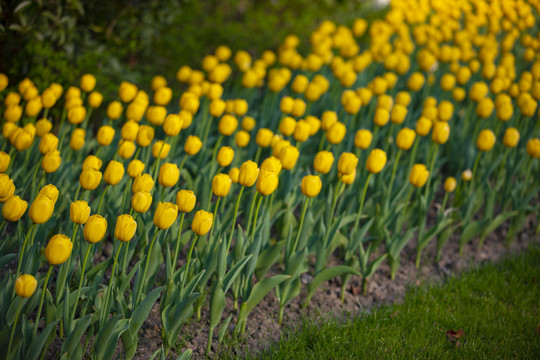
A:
<box><xmin>255</xmin><ymin>240</ymin><xmax>286</xmax><ymax>280</ymax></box>
<box><xmin>218</xmin><ymin>315</ymin><xmax>233</xmax><ymax>344</ymax></box>
<box><xmin>481</xmin><ymin>211</ymin><xmax>518</xmax><ymax>239</ymax></box>
<box><xmin>209</xmin><ymin>282</ymin><xmax>225</xmax><ymax>329</ymax></box>
<box><xmin>389</xmin><ymin>228</ymin><xmax>415</xmax><ymax>259</ymax></box>
<box><xmin>223</xmin><ymin>255</ymin><xmax>253</xmax><ymax>294</ymax></box>
<box><xmin>365</xmin><ymin>253</ymin><xmax>388</xmax><ymax>279</ymax></box>
<box><xmin>93</xmin><ymin>315</ymin><xmax>129</xmax><ymax>360</ymax></box>
<box><xmin>243</xmin><ymin>274</ymin><xmax>290</xmax><ymax>314</ymax></box>
<box><xmin>62</xmin><ymin>314</ymin><xmax>93</xmax><ymax>356</ymax></box>
<box><xmin>26</xmin><ymin>320</ymin><xmax>58</xmax><ymax>360</ymax></box>
<box><xmin>459</xmin><ymin>220</ymin><xmax>485</xmax><ymax>247</ymax></box>
<box><xmin>306</xmin><ymin>265</ymin><xmax>361</xmax><ymax>304</ymax></box>
<box><xmin>176</xmin><ymin>349</ymin><xmax>192</xmax><ymax>360</ymax></box>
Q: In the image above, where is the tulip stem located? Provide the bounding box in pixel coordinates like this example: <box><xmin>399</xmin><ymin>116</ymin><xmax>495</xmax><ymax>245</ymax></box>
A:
<box><xmin>8</xmin><ymin>299</ymin><xmax>23</xmax><ymax>356</ymax></box>
<box><xmin>385</xmin><ymin>149</ymin><xmax>402</xmax><ymax>211</ymax></box>
<box><xmin>6</xmin><ymin>149</ymin><xmax>17</xmax><ymax>175</ymax></box>
<box><xmin>14</xmin><ymin>223</ymin><xmax>36</xmax><ymax>298</ymax></box>
<box><xmin>100</xmin><ymin>242</ymin><xmax>123</xmax><ymax>328</ymax></box>
<box><xmin>97</xmin><ymin>185</ymin><xmax>109</xmax><ymax>215</ymax></box>
<box><xmin>254</xmin><ymin>147</ymin><xmax>262</xmax><ymax>164</ymax></box>
<box><xmin>246</xmin><ymin>192</ymin><xmax>258</xmax><ymax>235</ymax></box>
<box><xmin>209</xmin><ymin>198</ymin><xmax>221</xmax><ymax>244</ymax></box>
<box><xmin>121</xmin><ymin>178</ymin><xmax>132</xmax><ymax>212</ymax></box>
<box><xmin>407</xmin><ymin>137</ymin><xmax>419</xmax><ymax>177</ymax></box>
<box><xmin>353</xmin><ymin>173</ymin><xmax>372</xmax><ymax>235</ymax></box>
<box><xmin>180</xmin><ymin>235</ymin><xmax>199</xmax><ymax>296</ymax></box>
<box><xmin>71</xmin><ymin>242</ymin><xmax>92</xmax><ymax>325</ymax></box>
<box><xmin>178</xmin><ymin>155</ymin><xmax>187</xmax><ymax>181</ymax></box>
<box><xmin>425</xmin><ymin>144</ymin><xmax>438</xmax><ymax>198</ymax></box>
<box><xmin>250</xmin><ymin>195</ymin><xmax>264</xmax><ymax>243</ymax></box>
<box><xmin>136</xmin><ymin>230</ymin><xmax>160</xmax><ymax>306</ymax></box>
<box><xmin>470</xmin><ymin>152</ymin><xmax>482</xmax><ymax>192</ymax></box>
<box><xmin>172</xmin><ymin>213</ymin><xmax>186</xmax><ymax>275</ymax></box>
<box><xmin>291</xmin><ymin>198</ymin><xmax>310</xmax><ymax>255</ymax></box>
<box><xmin>33</xmin><ymin>266</ymin><xmax>53</xmax><ymax>336</ymax></box>
<box><xmin>0</xmin><ymin>219</ymin><xmax>6</xmax><ymax>234</ymax></box>
<box><xmin>227</xmin><ymin>186</ymin><xmax>244</xmax><ymax>253</ymax></box>
<box><xmin>151</xmin><ymin>136</ymin><xmax>169</xmax><ymax>181</ymax></box>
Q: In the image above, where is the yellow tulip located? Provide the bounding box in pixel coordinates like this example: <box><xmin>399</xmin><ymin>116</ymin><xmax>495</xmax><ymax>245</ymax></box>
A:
<box><xmin>115</xmin><ymin>214</ymin><xmax>137</xmax><ymax>242</ymax></box>
<box><xmin>191</xmin><ymin>210</ymin><xmax>213</xmax><ymax>236</ymax></box>
<box><xmin>176</xmin><ymin>190</ymin><xmax>196</xmax><ymax>213</ymax></box>
<box><xmin>153</xmin><ymin>202</ymin><xmax>178</xmax><ymax>230</ymax></box>
<box><xmin>70</xmin><ymin>201</ymin><xmax>91</xmax><ymax>225</ymax></box>
<box><xmin>409</xmin><ymin>164</ymin><xmax>430</xmax><ymax>188</ymax></box>
<box><xmin>158</xmin><ymin>163</ymin><xmax>180</xmax><ymax>188</ymax></box>
<box><xmin>83</xmin><ymin>214</ymin><xmax>107</xmax><ymax>243</ymax></box>
<box><xmin>212</xmin><ymin>173</ymin><xmax>232</xmax><ymax>197</ymax></box>
<box><xmin>301</xmin><ymin>175</ymin><xmax>322</xmax><ymax>197</ymax></box>
<box><xmin>2</xmin><ymin>195</ymin><xmax>27</xmax><ymax>221</ymax></box>
<box><xmin>45</xmin><ymin>234</ymin><xmax>72</xmax><ymax>265</ymax></box>
<box><xmin>238</xmin><ymin>160</ymin><xmax>259</xmax><ymax>187</ymax></box>
<box><xmin>313</xmin><ymin>151</ymin><xmax>334</xmax><ymax>174</ymax></box>
<box><xmin>366</xmin><ymin>149</ymin><xmax>387</xmax><ymax>174</ymax></box>
<box><xmin>15</xmin><ymin>274</ymin><xmax>37</xmax><ymax>298</ymax></box>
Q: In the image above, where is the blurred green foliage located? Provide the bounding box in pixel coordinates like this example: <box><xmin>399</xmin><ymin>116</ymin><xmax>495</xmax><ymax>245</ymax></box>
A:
<box><xmin>0</xmin><ymin>0</ymin><xmax>376</xmax><ymax>94</ymax></box>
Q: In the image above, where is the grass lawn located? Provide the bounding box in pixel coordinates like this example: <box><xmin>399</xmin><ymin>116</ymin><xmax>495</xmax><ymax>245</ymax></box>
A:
<box><xmin>245</xmin><ymin>246</ymin><xmax>540</xmax><ymax>359</ymax></box>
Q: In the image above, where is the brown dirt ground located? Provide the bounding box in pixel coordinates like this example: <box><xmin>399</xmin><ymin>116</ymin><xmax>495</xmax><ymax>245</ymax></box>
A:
<box><xmin>44</xmin><ymin>211</ymin><xmax>539</xmax><ymax>359</ymax></box>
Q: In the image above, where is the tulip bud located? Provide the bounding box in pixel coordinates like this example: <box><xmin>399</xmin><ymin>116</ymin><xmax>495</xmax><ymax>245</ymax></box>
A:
<box><xmin>104</xmin><ymin>160</ymin><xmax>125</xmax><ymax>185</ymax></box>
<box><xmin>37</xmin><ymin>134</ymin><xmax>58</xmax><ymax>156</ymax></box>
<box><xmin>127</xmin><ymin>159</ymin><xmax>145</xmax><ymax>178</ymax></box>
<box><xmin>107</xmin><ymin>101</ymin><xmax>123</xmax><ymax>120</ymax></box>
<box><xmin>526</xmin><ymin>138</ymin><xmax>540</xmax><ymax>158</ymax></box>
<box><xmin>279</xmin><ymin>146</ymin><xmax>300</xmax><ymax>170</ymax></box>
<box><xmin>80</xmin><ymin>74</ymin><xmax>96</xmax><ymax>92</ymax></box>
<box><xmin>152</xmin><ymin>141</ymin><xmax>170</xmax><ymax>159</ymax></box>
<box><xmin>176</xmin><ymin>190</ymin><xmax>196</xmax><ymax>213</ymax></box>
<box><xmin>396</xmin><ymin>128</ymin><xmax>416</xmax><ymax>151</ymax></box>
<box><xmin>79</xmin><ymin>168</ymin><xmax>102</xmax><ymax>190</ymax></box>
<box><xmin>121</xmin><ymin>121</ymin><xmax>140</xmax><ymax>141</ymax></box>
<box><xmin>41</xmin><ymin>150</ymin><xmax>61</xmax><ymax>174</ymax></box>
<box><xmin>238</xmin><ymin>160</ymin><xmax>259</xmax><ymax>187</ymax></box>
<box><xmin>2</xmin><ymin>195</ymin><xmax>27</xmax><ymax>221</ymax></box>
<box><xmin>25</xmin><ymin>98</ymin><xmax>42</xmax><ymax>117</ymax></box>
<box><xmin>132</xmin><ymin>173</ymin><xmax>154</xmax><ymax>193</ymax></box>
<box><xmin>118</xmin><ymin>140</ymin><xmax>136</xmax><ymax>159</ymax></box>
<box><xmin>84</xmin><ymin>214</ymin><xmax>107</xmax><ymax>243</ymax></box>
<box><xmin>154</xmin><ymin>87</ymin><xmax>172</xmax><ymax>106</ymax></box>
<box><xmin>462</xmin><ymin>169</ymin><xmax>473</xmax><ymax>181</ymax></box>
<box><xmin>191</xmin><ymin>210</ymin><xmax>213</xmax><ymax>236</ymax></box>
<box><xmin>163</xmin><ymin>114</ymin><xmax>183</xmax><ymax>136</ymax></box>
<box><xmin>45</xmin><ymin>234</ymin><xmax>72</xmax><ymax>265</ymax></box>
<box><xmin>131</xmin><ymin>191</ymin><xmax>152</xmax><ymax>213</ymax></box>
<box><xmin>321</xmin><ymin>111</ymin><xmax>338</xmax><ymax>131</ymax></box>
<box><xmin>366</xmin><ymin>149</ymin><xmax>387</xmax><ymax>174</ymax></box>
<box><xmin>476</xmin><ymin>129</ymin><xmax>496</xmax><ymax>152</ymax></box>
<box><xmin>212</xmin><ymin>173</ymin><xmax>232</xmax><ymax>197</ymax></box>
<box><xmin>235</xmin><ymin>130</ymin><xmax>250</xmax><ymax>148</ymax></box>
<box><xmin>301</xmin><ymin>175</ymin><xmax>322</xmax><ymax>197</ymax></box>
<box><xmin>68</xmin><ymin>106</ymin><xmax>86</xmax><ymax>125</ymax></box>
<box><xmin>83</xmin><ymin>155</ymin><xmax>102</xmax><ymax>171</ymax></box>
<box><xmin>280</xmin><ymin>97</ymin><xmax>294</xmax><ymax>114</ymax></box>
<box><xmin>119</xmin><ymin>82</ymin><xmax>138</xmax><ymax>103</ymax></box>
<box><xmin>209</xmin><ymin>99</ymin><xmax>226</xmax><ymax>118</ymax></box>
<box><xmin>184</xmin><ymin>136</ymin><xmax>202</xmax><ymax>155</ymax></box>
<box><xmin>326</xmin><ymin>121</ymin><xmax>346</xmax><ymax>144</ymax></box>
<box><xmin>2</xmin><ymin>123</ymin><xmax>17</xmax><ymax>139</ymax></box>
<box><xmin>305</xmin><ymin>115</ymin><xmax>321</xmax><ymax>136</ymax></box>
<box><xmin>153</xmin><ymin>202</ymin><xmax>178</xmax><ymax>230</ymax></box>
<box><xmin>115</xmin><ymin>214</ymin><xmax>137</xmax><ymax>242</ymax></box>
<box><xmin>15</xmin><ymin>274</ymin><xmax>37</xmax><ymax>298</ymax></box>
<box><xmin>444</xmin><ymin>177</ymin><xmax>457</xmax><ymax>192</ymax></box>
<box><xmin>313</xmin><ymin>151</ymin><xmax>334</xmax><ymax>174</ymax></box>
<box><xmin>158</xmin><ymin>163</ymin><xmax>180</xmax><ymax>188</ymax></box>
<box><xmin>4</xmin><ymin>105</ymin><xmax>23</xmax><ymax>123</ymax></box>
<box><xmin>70</xmin><ymin>128</ymin><xmax>86</xmax><ymax>151</ymax></box>
<box><xmin>373</xmin><ymin>108</ymin><xmax>390</xmax><ymax>127</ymax></box>
<box><xmin>279</xmin><ymin>116</ymin><xmax>296</xmax><ymax>136</ymax></box>
<box><xmin>97</xmin><ymin>125</ymin><xmax>115</xmax><ymax>146</ymax></box>
<box><xmin>241</xmin><ymin>116</ymin><xmax>256</xmax><ymax>131</ymax></box>
<box><xmin>217</xmin><ymin>146</ymin><xmax>234</xmax><ymax>167</ymax></box>
<box><xmin>291</xmin><ymin>99</ymin><xmax>306</xmax><ymax>118</ymax></box>
<box><xmin>432</xmin><ymin>122</ymin><xmax>450</xmax><ymax>144</ymax></box>
<box><xmin>36</xmin><ymin>118</ymin><xmax>53</xmax><ymax>137</ymax></box>
<box><xmin>0</xmin><ymin>174</ymin><xmax>15</xmax><ymax>202</ymax></box>
<box><xmin>341</xmin><ymin>169</ymin><xmax>356</xmax><ymax>184</ymax></box>
<box><xmin>88</xmin><ymin>91</ymin><xmax>103</xmax><ymax>108</ymax></box>
<box><xmin>255</xmin><ymin>169</ymin><xmax>278</xmax><ymax>196</ymax></box>
<box><xmin>136</xmin><ymin>125</ymin><xmax>155</xmax><ymax>147</ymax></box>
<box><xmin>234</xmin><ymin>99</ymin><xmax>248</xmax><ymax>116</ymax></box>
<box><xmin>390</xmin><ymin>104</ymin><xmax>408</xmax><ymax>125</ymax></box>
<box><xmin>38</xmin><ymin>184</ymin><xmax>59</xmax><ymax>203</ymax></box>
<box><xmin>409</xmin><ymin>164</ymin><xmax>430</xmax><ymax>188</ymax></box>
<box><xmin>218</xmin><ymin>114</ymin><xmax>238</xmax><ymax>136</ymax></box>
<box><xmin>70</xmin><ymin>201</ymin><xmax>91</xmax><ymax>224</ymax></box>
<box><xmin>293</xmin><ymin>120</ymin><xmax>311</xmax><ymax>143</ymax></box>
<box><xmin>228</xmin><ymin>167</ymin><xmax>239</xmax><ymax>183</ymax></box>
<box><xmin>10</xmin><ymin>127</ymin><xmax>33</xmax><ymax>151</ymax></box>
<box><xmin>476</xmin><ymin>98</ymin><xmax>494</xmax><ymax>119</ymax></box>
<box><xmin>0</xmin><ymin>151</ymin><xmax>10</xmax><ymax>173</ymax></box>
<box><xmin>338</xmin><ymin>153</ymin><xmax>358</xmax><ymax>175</ymax></box>
<box><xmin>354</xmin><ymin>129</ymin><xmax>372</xmax><ymax>150</ymax></box>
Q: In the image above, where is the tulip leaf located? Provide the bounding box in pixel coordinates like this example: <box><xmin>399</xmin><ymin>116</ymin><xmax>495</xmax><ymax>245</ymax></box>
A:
<box><xmin>223</xmin><ymin>255</ymin><xmax>252</xmax><ymax>294</ymax></box>
<box><xmin>459</xmin><ymin>220</ymin><xmax>485</xmax><ymax>248</ymax></box>
<box><xmin>481</xmin><ymin>211</ymin><xmax>518</xmax><ymax>239</ymax></box>
<box><xmin>255</xmin><ymin>239</ymin><xmax>286</xmax><ymax>280</ymax></box>
<box><xmin>365</xmin><ymin>253</ymin><xmax>388</xmax><ymax>279</ymax></box>
<box><xmin>25</xmin><ymin>320</ymin><xmax>58</xmax><ymax>360</ymax></box>
<box><xmin>218</xmin><ymin>314</ymin><xmax>233</xmax><ymax>344</ymax></box>
<box><xmin>176</xmin><ymin>349</ymin><xmax>193</xmax><ymax>360</ymax></box>
<box><xmin>243</xmin><ymin>274</ymin><xmax>290</xmax><ymax>314</ymax></box>
<box><xmin>0</xmin><ymin>254</ymin><xmax>16</xmax><ymax>269</ymax></box>
<box><xmin>389</xmin><ymin>228</ymin><xmax>415</xmax><ymax>259</ymax></box>
<box><xmin>93</xmin><ymin>315</ymin><xmax>130</xmax><ymax>360</ymax></box>
<box><xmin>209</xmin><ymin>281</ymin><xmax>225</xmax><ymax>329</ymax></box>
<box><xmin>62</xmin><ymin>314</ymin><xmax>93</xmax><ymax>356</ymax></box>
<box><xmin>306</xmin><ymin>265</ymin><xmax>362</xmax><ymax>304</ymax></box>
<box><xmin>418</xmin><ymin>218</ymin><xmax>455</xmax><ymax>250</ymax></box>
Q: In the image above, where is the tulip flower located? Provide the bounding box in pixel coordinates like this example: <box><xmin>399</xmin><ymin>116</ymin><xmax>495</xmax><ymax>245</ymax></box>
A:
<box><xmin>42</xmin><ymin>150</ymin><xmax>62</xmax><ymax>173</ymax></box>
<box><xmin>132</xmin><ymin>173</ymin><xmax>154</xmax><ymax>193</ymax></box>
<box><xmin>354</xmin><ymin>129</ymin><xmax>372</xmax><ymax>150</ymax></box>
<box><xmin>70</xmin><ymin>200</ymin><xmax>90</xmax><ymax>225</ymax></box>
<box><xmin>313</xmin><ymin>151</ymin><xmax>334</xmax><ymax>174</ymax></box>
<box><xmin>132</xmin><ymin>191</ymin><xmax>153</xmax><ymax>213</ymax></box>
<box><xmin>153</xmin><ymin>202</ymin><xmax>178</xmax><ymax>230</ymax></box>
<box><xmin>79</xmin><ymin>168</ymin><xmax>102</xmax><ymax>191</ymax></box>
<box><xmin>158</xmin><ymin>163</ymin><xmax>180</xmax><ymax>188</ymax></box>
<box><xmin>97</xmin><ymin>125</ymin><xmax>115</xmax><ymax>146</ymax></box>
<box><xmin>29</xmin><ymin>194</ymin><xmax>54</xmax><ymax>224</ymax></box>
<box><xmin>212</xmin><ymin>173</ymin><xmax>232</xmax><ymax>197</ymax></box>
<box><xmin>9</xmin><ymin>274</ymin><xmax>37</xmax><ymax>353</ymax></box>
<box><xmin>337</xmin><ymin>153</ymin><xmax>358</xmax><ymax>176</ymax></box>
<box><xmin>409</xmin><ymin>164</ymin><xmax>430</xmax><ymax>188</ymax></box>
<box><xmin>2</xmin><ymin>195</ymin><xmax>27</xmax><ymax>221</ymax></box>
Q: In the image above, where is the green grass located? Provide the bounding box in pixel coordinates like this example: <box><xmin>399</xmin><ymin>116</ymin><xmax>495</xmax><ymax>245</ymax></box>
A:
<box><xmin>242</xmin><ymin>246</ymin><xmax>540</xmax><ymax>359</ymax></box>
